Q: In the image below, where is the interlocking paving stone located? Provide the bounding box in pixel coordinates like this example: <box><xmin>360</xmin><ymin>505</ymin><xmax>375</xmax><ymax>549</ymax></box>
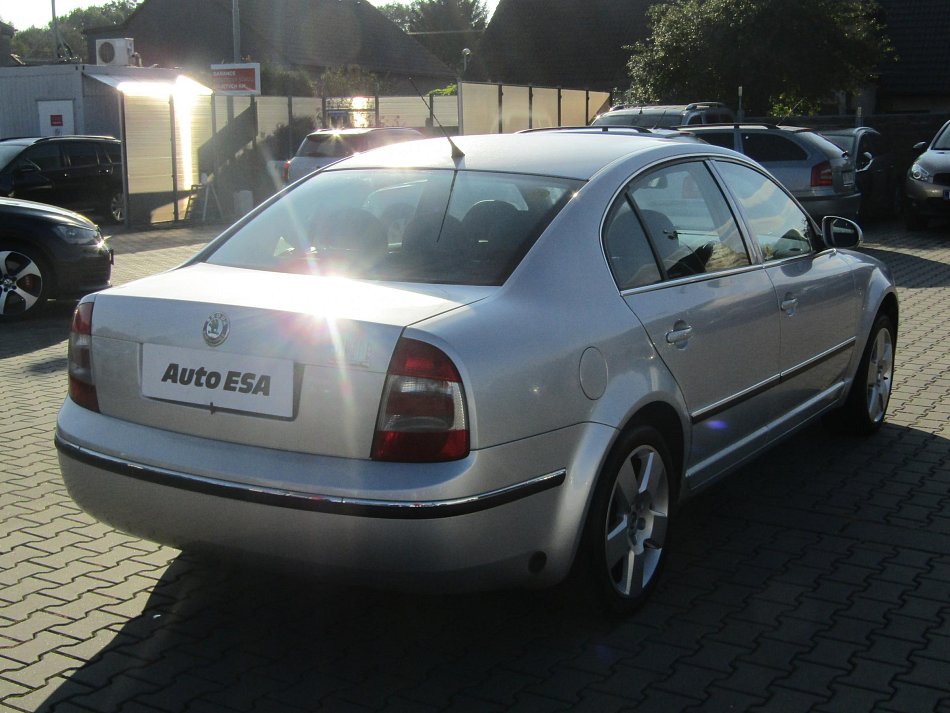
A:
<box><xmin>2</xmin><ymin>221</ymin><xmax>950</xmax><ymax>711</ymax></box>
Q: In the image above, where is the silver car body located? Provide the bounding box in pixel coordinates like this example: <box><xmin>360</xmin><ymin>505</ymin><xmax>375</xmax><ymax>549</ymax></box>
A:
<box><xmin>284</xmin><ymin>127</ymin><xmax>424</xmax><ymax>183</ymax></box>
<box><xmin>905</xmin><ymin>119</ymin><xmax>950</xmax><ymax>227</ymax></box>
<box><xmin>680</xmin><ymin>124</ymin><xmax>862</xmax><ymax>221</ymax></box>
<box><xmin>56</xmin><ymin>133</ymin><xmax>897</xmax><ymax>591</ymax></box>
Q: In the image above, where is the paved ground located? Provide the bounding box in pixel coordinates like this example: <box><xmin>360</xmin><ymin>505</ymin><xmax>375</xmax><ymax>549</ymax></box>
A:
<box><xmin>1</xmin><ymin>219</ymin><xmax>949</xmax><ymax>713</ymax></box>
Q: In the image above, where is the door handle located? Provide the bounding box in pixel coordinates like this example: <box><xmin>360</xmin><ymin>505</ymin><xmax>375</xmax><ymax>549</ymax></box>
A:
<box><xmin>666</xmin><ymin>323</ymin><xmax>693</xmax><ymax>346</ymax></box>
<box><xmin>780</xmin><ymin>294</ymin><xmax>799</xmax><ymax>316</ymax></box>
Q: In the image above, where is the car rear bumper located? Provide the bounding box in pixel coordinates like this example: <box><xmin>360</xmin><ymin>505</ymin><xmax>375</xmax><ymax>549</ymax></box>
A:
<box><xmin>796</xmin><ymin>191</ymin><xmax>861</xmax><ymax>221</ymax></box>
<box><xmin>55</xmin><ymin>400</ymin><xmax>606</xmax><ymax>591</ymax></box>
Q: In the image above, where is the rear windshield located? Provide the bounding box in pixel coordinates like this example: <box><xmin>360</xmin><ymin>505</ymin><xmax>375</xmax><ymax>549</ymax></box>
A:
<box><xmin>822</xmin><ymin>133</ymin><xmax>854</xmax><ymax>153</ymax></box>
<box><xmin>297</xmin><ymin>134</ymin><xmax>367</xmax><ymax>158</ymax></box>
<box><xmin>204</xmin><ymin>168</ymin><xmax>583</xmax><ymax>286</ymax></box>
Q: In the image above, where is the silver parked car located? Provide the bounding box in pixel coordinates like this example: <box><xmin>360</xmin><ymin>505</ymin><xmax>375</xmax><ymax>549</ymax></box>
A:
<box><xmin>282</xmin><ymin>127</ymin><xmax>424</xmax><ymax>183</ymax></box>
<box><xmin>680</xmin><ymin>124</ymin><xmax>861</xmax><ymax>221</ymax></box>
<box><xmin>904</xmin><ymin>119</ymin><xmax>950</xmax><ymax>230</ymax></box>
<box><xmin>57</xmin><ymin>132</ymin><xmax>897</xmax><ymax>613</ymax></box>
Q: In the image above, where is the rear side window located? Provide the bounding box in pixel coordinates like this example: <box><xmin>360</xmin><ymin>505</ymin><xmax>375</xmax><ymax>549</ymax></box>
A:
<box><xmin>205</xmin><ymin>168</ymin><xmax>582</xmax><ymax>286</ymax></box>
<box><xmin>698</xmin><ymin>132</ymin><xmax>735</xmax><ymax>149</ymax></box>
<box><xmin>100</xmin><ymin>143</ymin><xmax>122</xmax><ymax>164</ymax></box>
<box><xmin>605</xmin><ymin>161</ymin><xmax>750</xmax><ymax>285</ymax></box>
<box><xmin>63</xmin><ymin>142</ymin><xmax>100</xmax><ymax>168</ymax></box>
<box><xmin>741</xmin><ymin>133</ymin><xmax>807</xmax><ymax>162</ymax></box>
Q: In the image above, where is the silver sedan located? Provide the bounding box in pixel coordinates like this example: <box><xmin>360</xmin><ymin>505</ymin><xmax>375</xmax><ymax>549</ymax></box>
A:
<box><xmin>56</xmin><ymin>132</ymin><xmax>897</xmax><ymax>613</ymax></box>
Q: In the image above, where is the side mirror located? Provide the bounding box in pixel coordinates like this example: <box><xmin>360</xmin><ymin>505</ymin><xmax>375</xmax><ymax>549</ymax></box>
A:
<box><xmin>913</xmin><ymin>141</ymin><xmax>928</xmax><ymax>152</ymax></box>
<box><xmin>822</xmin><ymin>216</ymin><xmax>862</xmax><ymax>249</ymax></box>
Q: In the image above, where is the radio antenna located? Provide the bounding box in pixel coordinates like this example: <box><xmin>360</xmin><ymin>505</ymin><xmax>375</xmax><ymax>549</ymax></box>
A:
<box><xmin>409</xmin><ymin>77</ymin><xmax>465</xmax><ymax>160</ymax></box>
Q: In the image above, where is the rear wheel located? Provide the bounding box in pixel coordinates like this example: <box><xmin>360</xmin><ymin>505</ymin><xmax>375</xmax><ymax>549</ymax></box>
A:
<box><xmin>577</xmin><ymin>425</ymin><xmax>674</xmax><ymax>614</ymax></box>
<box><xmin>107</xmin><ymin>191</ymin><xmax>125</xmax><ymax>223</ymax></box>
<box><xmin>0</xmin><ymin>245</ymin><xmax>49</xmax><ymax>320</ymax></box>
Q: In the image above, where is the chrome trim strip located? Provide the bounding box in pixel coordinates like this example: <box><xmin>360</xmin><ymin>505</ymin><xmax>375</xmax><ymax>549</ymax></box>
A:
<box><xmin>691</xmin><ymin>338</ymin><xmax>856</xmax><ymax>425</ymax></box>
<box><xmin>55</xmin><ymin>433</ymin><xmax>566</xmax><ymax>520</ymax></box>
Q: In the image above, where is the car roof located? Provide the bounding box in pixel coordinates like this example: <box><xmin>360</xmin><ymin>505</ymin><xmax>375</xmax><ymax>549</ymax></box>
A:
<box><xmin>305</xmin><ymin>128</ymin><xmax>421</xmax><ymax>138</ymax></box>
<box><xmin>0</xmin><ymin>135</ymin><xmax>118</xmax><ymax>145</ymax></box>
<box><xmin>332</xmin><ymin>132</ymin><xmax>735</xmax><ymax>180</ymax></box>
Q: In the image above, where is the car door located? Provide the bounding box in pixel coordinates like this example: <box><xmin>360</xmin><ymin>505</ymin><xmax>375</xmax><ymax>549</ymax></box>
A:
<box><xmin>713</xmin><ymin>160</ymin><xmax>860</xmax><ymax>433</ymax></box>
<box><xmin>10</xmin><ymin>143</ymin><xmax>63</xmax><ymax>206</ymax></box>
<box><xmin>60</xmin><ymin>141</ymin><xmax>103</xmax><ymax>211</ymax></box>
<box><xmin>604</xmin><ymin>159</ymin><xmax>781</xmax><ymax>486</ymax></box>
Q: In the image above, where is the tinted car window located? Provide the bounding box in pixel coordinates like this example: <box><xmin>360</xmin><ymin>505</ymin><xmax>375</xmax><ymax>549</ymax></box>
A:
<box><xmin>63</xmin><ymin>142</ymin><xmax>100</xmax><ymax>168</ymax></box>
<box><xmin>205</xmin><ymin>168</ymin><xmax>582</xmax><ymax>286</ymax></box>
<box><xmin>603</xmin><ymin>199</ymin><xmax>661</xmax><ymax>290</ymax></box>
<box><xmin>626</xmin><ymin>161</ymin><xmax>750</xmax><ymax>279</ymax></box>
<box><xmin>298</xmin><ymin>134</ymin><xmax>367</xmax><ymax>158</ymax></box>
<box><xmin>741</xmin><ymin>133</ymin><xmax>808</xmax><ymax>162</ymax></box>
<box><xmin>698</xmin><ymin>132</ymin><xmax>735</xmax><ymax>149</ymax></box>
<box><xmin>100</xmin><ymin>143</ymin><xmax>122</xmax><ymax>164</ymax></box>
<box><xmin>21</xmin><ymin>144</ymin><xmax>62</xmax><ymax>170</ymax></box>
<box><xmin>715</xmin><ymin>161</ymin><xmax>813</xmax><ymax>260</ymax></box>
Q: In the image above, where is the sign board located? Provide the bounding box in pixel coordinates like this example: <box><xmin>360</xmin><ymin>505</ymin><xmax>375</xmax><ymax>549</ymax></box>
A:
<box><xmin>37</xmin><ymin>100</ymin><xmax>74</xmax><ymax>137</ymax></box>
<box><xmin>210</xmin><ymin>63</ymin><xmax>261</xmax><ymax>96</ymax></box>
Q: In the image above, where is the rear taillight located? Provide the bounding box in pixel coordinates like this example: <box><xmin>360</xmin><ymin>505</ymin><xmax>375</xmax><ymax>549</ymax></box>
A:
<box><xmin>282</xmin><ymin>160</ymin><xmax>292</xmax><ymax>183</ymax></box>
<box><xmin>372</xmin><ymin>338</ymin><xmax>469</xmax><ymax>462</ymax></box>
<box><xmin>811</xmin><ymin>160</ymin><xmax>833</xmax><ymax>187</ymax></box>
<box><xmin>68</xmin><ymin>301</ymin><xmax>99</xmax><ymax>412</ymax></box>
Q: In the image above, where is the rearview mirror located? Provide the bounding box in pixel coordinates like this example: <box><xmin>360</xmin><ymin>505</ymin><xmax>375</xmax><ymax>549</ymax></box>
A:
<box><xmin>821</xmin><ymin>216</ymin><xmax>862</xmax><ymax>249</ymax></box>
<box><xmin>913</xmin><ymin>141</ymin><xmax>928</xmax><ymax>152</ymax></box>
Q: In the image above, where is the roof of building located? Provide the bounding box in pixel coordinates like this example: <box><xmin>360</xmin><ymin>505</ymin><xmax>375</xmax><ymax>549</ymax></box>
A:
<box><xmin>876</xmin><ymin>0</ymin><xmax>950</xmax><ymax>96</ymax></box>
<box><xmin>468</xmin><ymin>0</ymin><xmax>654</xmax><ymax>91</ymax></box>
<box><xmin>85</xmin><ymin>0</ymin><xmax>454</xmax><ymax>80</ymax></box>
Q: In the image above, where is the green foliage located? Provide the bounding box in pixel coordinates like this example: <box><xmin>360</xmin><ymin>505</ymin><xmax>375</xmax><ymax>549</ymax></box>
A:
<box><xmin>11</xmin><ymin>1</ymin><xmax>141</xmax><ymax>62</ymax></box>
<box><xmin>626</xmin><ymin>0</ymin><xmax>890</xmax><ymax>117</ymax></box>
<box><xmin>377</xmin><ymin>0</ymin><xmax>487</xmax><ymax>70</ymax></box>
<box><xmin>260</xmin><ymin>64</ymin><xmax>315</xmax><ymax>97</ymax></box>
<box><xmin>318</xmin><ymin>66</ymin><xmax>385</xmax><ymax>97</ymax></box>
<box><xmin>429</xmin><ymin>83</ymin><xmax>457</xmax><ymax>96</ymax></box>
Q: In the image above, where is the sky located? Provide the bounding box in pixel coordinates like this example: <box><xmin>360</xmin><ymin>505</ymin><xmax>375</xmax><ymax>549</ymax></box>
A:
<box><xmin>0</xmin><ymin>0</ymin><xmax>499</xmax><ymax>31</ymax></box>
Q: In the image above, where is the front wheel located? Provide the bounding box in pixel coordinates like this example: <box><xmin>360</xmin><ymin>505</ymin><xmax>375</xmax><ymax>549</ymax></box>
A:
<box><xmin>0</xmin><ymin>246</ymin><xmax>49</xmax><ymax>320</ymax></box>
<box><xmin>830</xmin><ymin>314</ymin><xmax>896</xmax><ymax>435</ymax></box>
<box><xmin>577</xmin><ymin>425</ymin><xmax>674</xmax><ymax>614</ymax></box>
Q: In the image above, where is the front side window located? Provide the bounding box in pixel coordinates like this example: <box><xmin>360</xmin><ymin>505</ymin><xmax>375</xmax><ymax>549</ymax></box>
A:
<box><xmin>625</xmin><ymin>161</ymin><xmax>750</xmax><ymax>279</ymax></box>
<box><xmin>204</xmin><ymin>168</ymin><xmax>581</xmax><ymax>286</ymax></box>
<box><xmin>19</xmin><ymin>144</ymin><xmax>62</xmax><ymax>171</ymax></box>
<box><xmin>715</xmin><ymin>161</ymin><xmax>813</xmax><ymax>261</ymax></box>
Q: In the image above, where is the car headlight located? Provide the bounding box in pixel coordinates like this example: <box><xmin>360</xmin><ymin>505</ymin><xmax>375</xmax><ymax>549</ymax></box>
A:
<box><xmin>910</xmin><ymin>163</ymin><xmax>933</xmax><ymax>183</ymax></box>
<box><xmin>54</xmin><ymin>224</ymin><xmax>102</xmax><ymax>245</ymax></box>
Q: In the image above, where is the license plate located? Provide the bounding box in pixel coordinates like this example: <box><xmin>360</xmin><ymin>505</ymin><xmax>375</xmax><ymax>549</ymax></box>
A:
<box><xmin>142</xmin><ymin>344</ymin><xmax>294</xmax><ymax>417</ymax></box>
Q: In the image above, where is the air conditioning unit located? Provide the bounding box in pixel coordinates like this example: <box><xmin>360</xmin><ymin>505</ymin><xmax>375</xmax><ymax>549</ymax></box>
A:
<box><xmin>96</xmin><ymin>38</ymin><xmax>134</xmax><ymax>66</ymax></box>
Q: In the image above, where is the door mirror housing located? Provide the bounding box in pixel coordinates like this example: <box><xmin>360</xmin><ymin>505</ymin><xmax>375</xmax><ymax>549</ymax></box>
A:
<box><xmin>913</xmin><ymin>141</ymin><xmax>928</xmax><ymax>153</ymax></box>
<box><xmin>822</xmin><ymin>216</ymin><xmax>862</xmax><ymax>249</ymax></box>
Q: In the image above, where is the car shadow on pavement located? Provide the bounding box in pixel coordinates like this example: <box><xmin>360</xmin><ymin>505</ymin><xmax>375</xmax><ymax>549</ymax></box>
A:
<box><xmin>861</xmin><ymin>247</ymin><xmax>950</xmax><ymax>288</ymax></box>
<box><xmin>35</xmin><ymin>421</ymin><xmax>950</xmax><ymax>712</ymax></box>
<box><xmin>0</xmin><ymin>301</ymin><xmax>75</xmax><ymax>358</ymax></box>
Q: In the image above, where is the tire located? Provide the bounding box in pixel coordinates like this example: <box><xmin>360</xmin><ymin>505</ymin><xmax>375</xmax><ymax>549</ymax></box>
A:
<box><xmin>831</xmin><ymin>314</ymin><xmax>896</xmax><ymax>435</ymax></box>
<box><xmin>0</xmin><ymin>245</ymin><xmax>50</xmax><ymax>320</ymax></box>
<box><xmin>107</xmin><ymin>191</ymin><xmax>125</xmax><ymax>224</ymax></box>
<box><xmin>576</xmin><ymin>425</ymin><xmax>675</xmax><ymax>615</ymax></box>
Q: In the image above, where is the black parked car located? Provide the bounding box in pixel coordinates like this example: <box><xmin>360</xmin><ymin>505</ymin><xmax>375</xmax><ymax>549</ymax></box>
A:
<box><xmin>0</xmin><ymin>197</ymin><xmax>113</xmax><ymax>320</ymax></box>
<box><xmin>0</xmin><ymin>136</ymin><xmax>125</xmax><ymax>223</ymax></box>
<box><xmin>821</xmin><ymin>127</ymin><xmax>902</xmax><ymax>219</ymax></box>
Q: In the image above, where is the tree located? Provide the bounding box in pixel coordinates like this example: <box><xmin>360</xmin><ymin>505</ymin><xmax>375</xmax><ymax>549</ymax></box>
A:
<box><xmin>378</xmin><ymin>0</ymin><xmax>487</xmax><ymax>71</ymax></box>
<box><xmin>625</xmin><ymin>0</ymin><xmax>890</xmax><ymax>116</ymax></box>
<box><xmin>11</xmin><ymin>1</ymin><xmax>141</xmax><ymax>63</ymax></box>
